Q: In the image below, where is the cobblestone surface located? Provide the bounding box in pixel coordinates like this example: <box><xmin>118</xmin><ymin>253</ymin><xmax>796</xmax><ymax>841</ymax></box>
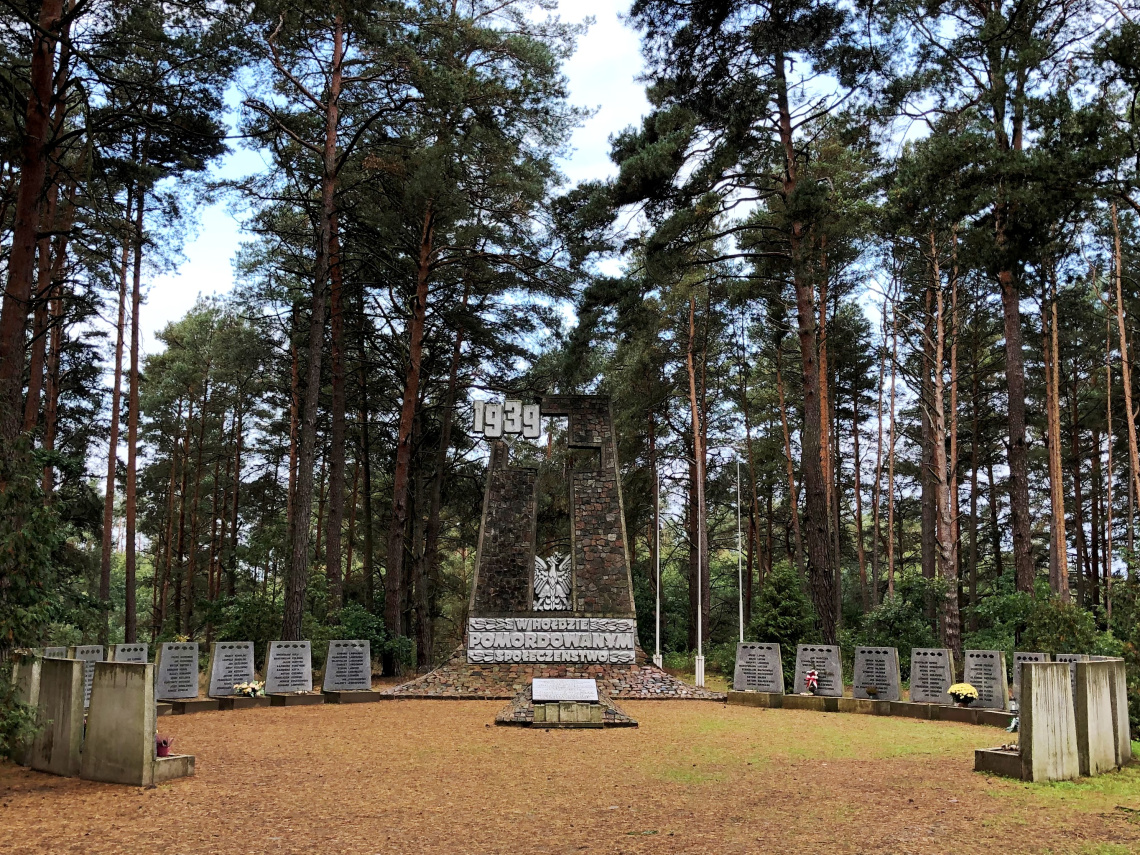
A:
<box><xmin>383</xmin><ymin>645</ymin><xmax>726</xmax><ymax>700</ymax></box>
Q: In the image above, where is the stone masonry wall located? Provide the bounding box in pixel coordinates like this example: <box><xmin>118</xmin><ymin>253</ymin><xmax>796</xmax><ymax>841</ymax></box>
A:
<box><xmin>470</xmin><ymin>443</ymin><xmax>536</xmax><ymax>614</ymax></box>
<box><xmin>542</xmin><ymin>395</ymin><xmax>635</xmax><ymax>617</ymax></box>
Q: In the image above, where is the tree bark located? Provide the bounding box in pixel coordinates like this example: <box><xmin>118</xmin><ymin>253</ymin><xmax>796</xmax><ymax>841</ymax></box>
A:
<box><xmin>685</xmin><ymin>295</ymin><xmax>709</xmax><ymax>651</ymax></box>
<box><xmin>124</xmin><ymin>190</ymin><xmax>147</xmax><ymax>643</ymax></box>
<box><xmin>0</xmin><ymin>0</ymin><xmax>64</xmax><ymax>444</ymax></box>
<box><xmin>774</xmin><ymin>345</ymin><xmax>805</xmax><ymax>577</ymax></box>
<box><xmin>1043</xmin><ymin>269</ymin><xmax>1068</xmax><ymax>599</ymax></box>
<box><xmin>1111</xmin><ymin>203</ymin><xmax>1140</xmax><ymax>582</ymax></box>
<box><xmin>325</xmin><ymin>213</ymin><xmax>346</xmax><ymax>611</ymax></box>
<box><xmin>384</xmin><ymin>202</ymin><xmax>435</xmax><ymax>670</ymax></box>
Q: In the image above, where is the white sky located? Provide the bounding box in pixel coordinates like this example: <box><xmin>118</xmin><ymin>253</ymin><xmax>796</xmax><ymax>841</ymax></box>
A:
<box><xmin>140</xmin><ymin>1</ymin><xmax>649</xmax><ymax>356</ymax></box>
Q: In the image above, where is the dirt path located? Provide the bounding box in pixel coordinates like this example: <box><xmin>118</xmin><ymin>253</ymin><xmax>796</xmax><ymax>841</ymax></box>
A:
<box><xmin>1</xmin><ymin>700</ymin><xmax>1138</xmax><ymax>854</ymax></box>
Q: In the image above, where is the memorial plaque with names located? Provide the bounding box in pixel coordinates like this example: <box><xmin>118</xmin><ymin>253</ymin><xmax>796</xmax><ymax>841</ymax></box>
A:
<box><xmin>793</xmin><ymin>644</ymin><xmax>843</xmax><ymax>697</ymax></box>
<box><xmin>532</xmin><ymin>678</ymin><xmax>599</xmax><ymax>702</ymax></box>
<box><xmin>323</xmin><ymin>640</ymin><xmax>372</xmax><ymax>692</ymax></box>
<box><xmin>156</xmin><ymin>642</ymin><xmax>200</xmax><ymax>700</ymax></box>
<box><xmin>207</xmin><ymin>642</ymin><xmax>256</xmax><ymax>697</ymax></box>
<box><xmin>1012</xmin><ymin>651</ymin><xmax>1050</xmax><ymax>700</ymax></box>
<box><xmin>112</xmin><ymin>643</ymin><xmax>148</xmax><ymax>664</ymax></box>
<box><xmin>733</xmin><ymin>642</ymin><xmax>784</xmax><ymax>693</ymax></box>
<box><xmin>71</xmin><ymin>645</ymin><xmax>104</xmax><ymax>709</ymax></box>
<box><xmin>964</xmin><ymin>649</ymin><xmax>1009</xmax><ymax>710</ymax></box>
<box><xmin>265</xmin><ymin>641</ymin><xmax>312</xmax><ymax>694</ymax></box>
<box><xmin>853</xmin><ymin>646</ymin><xmax>901</xmax><ymax>701</ymax></box>
<box><xmin>909</xmin><ymin>648</ymin><xmax>955</xmax><ymax>704</ymax></box>
<box><xmin>1055</xmin><ymin>653</ymin><xmax>1089</xmax><ymax>703</ymax></box>
<box><xmin>43</xmin><ymin>646</ymin><xmax>67</xmax><ymax>658</ymax></box>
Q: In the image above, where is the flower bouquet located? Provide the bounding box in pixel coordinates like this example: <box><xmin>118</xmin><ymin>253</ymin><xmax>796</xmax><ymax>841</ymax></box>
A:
<box><xmin>948</xmin><ymin>682</ymin><xmax>978</xmax><ymax>707</ymax></box>
<box><xmin>804</xmin><ymin>669</ymin><xmax>820</xmax><ymax>695</ymax></box>
<box><xmin>233</xmin><ymin>681</ymin><xmax>264</xmax><ymax>697</ymax></box>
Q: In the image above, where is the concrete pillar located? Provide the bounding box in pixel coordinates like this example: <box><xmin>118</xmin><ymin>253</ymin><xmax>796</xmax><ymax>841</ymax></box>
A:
<box><xmin>1074</xmin><ymin>661</ymin><xmax>1117</xmax><ymax>777</ymax></box>
<box><xmin>9</xmin><ymin>652</ymin><xmax>41</xmax><ymax>766</ymax></box>
<box><xmin>29</xmin><ymin>658</ymin><xmax>85</xmax><ymax>777</ymax></box>
<box><xmin>1020</xmin><ymin>662</ymin><xmax>1079</xmax><ymax>782</ymax></box>
<box><xmin>80</xmin><ymin>662</ymin><xmax>158</xmax><ymax>787</ymax></box>
<box><xmin>1109</xmin><ymin>659</ymin><xmax>1133</xmax><ymax>767</ymax></box>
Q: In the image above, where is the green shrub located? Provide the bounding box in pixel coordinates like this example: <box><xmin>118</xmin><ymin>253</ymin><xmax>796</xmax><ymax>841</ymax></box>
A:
<box><xmin>0</xmin><ymin>662</ymin><xmax>40</xmax><ymax>759</ymax></box>
<box><xmin>846</xmin><ymin>573</ymin><xmax>942</xmax><ymax>681</ymax></box>
<box><xmin>1019</xmin><ymin>599</ymin><xmax>1098</xmax><ymax>655</ymax></box>
<box><xmin>746</xmin><ymin>564</ymin><xmax>818</xmax><ymax>689</ymax></box>
<box><xmin>215</xmin><ymin>593</ymin><xmax>282</xmax><ymax>669</ymax></box>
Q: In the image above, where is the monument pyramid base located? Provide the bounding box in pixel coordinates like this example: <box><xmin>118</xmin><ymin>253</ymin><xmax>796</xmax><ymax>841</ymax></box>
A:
<box><xmin>382</xmin><ymin>645</ymin><xmax>725</xmax><ymax>700</ymax></box>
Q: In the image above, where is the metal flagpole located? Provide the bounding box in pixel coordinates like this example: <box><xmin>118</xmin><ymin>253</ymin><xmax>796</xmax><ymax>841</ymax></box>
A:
<box><xmin>654</xmin><ymin>471</ymin><xmax>662</xmax><ymax>668</ymax></box>
<box><xmin>737</xmin><ymin>457</ymin><xmax>744</xmax><ymax>643</ymax></box>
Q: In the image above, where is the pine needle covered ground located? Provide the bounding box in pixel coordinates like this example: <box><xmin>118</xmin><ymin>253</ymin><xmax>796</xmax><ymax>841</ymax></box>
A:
<box><xmin>2</xmin><ymin>700</ymin><xmax>1139</xmax><ymax>854</ymax></box>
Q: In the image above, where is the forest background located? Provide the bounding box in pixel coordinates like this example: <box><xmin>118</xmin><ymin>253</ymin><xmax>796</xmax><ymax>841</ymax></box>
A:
<box><xmin>2</xmin><ymin>0</ymin><xmax>1140</xmax><ymax>743</ymax></box>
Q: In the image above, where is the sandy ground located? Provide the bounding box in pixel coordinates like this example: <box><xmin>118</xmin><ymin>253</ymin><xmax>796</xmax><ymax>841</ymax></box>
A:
<box><xmin>2</xmin><ymin>699</ymin><xmax>1139</xmax><ymax>854</ymax></box>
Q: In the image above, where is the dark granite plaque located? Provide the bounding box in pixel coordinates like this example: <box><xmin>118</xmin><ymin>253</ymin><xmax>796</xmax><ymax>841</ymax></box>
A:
<box><xmin>793</xmin><ymin>644</ymin><xmax>843</xmax><ymax>697</ymax></box>
<box><xmin>112</xmin><ymin>643</ymin><xmax>148</xmax><ymax>664</ymax></box>
<box><xmin>909</xmin><ymin>647</ymin><xmax>954</xmax><ymax>704</ymax></box>
<box><xmin>156</xmin><ymin>642</ymin><xmax>200</xmax><ymax>700</ymax></box>
<box><xmin>207</xmin><ymin>642</ymin><xmax>256</xmax><ymax>697</ymax></box>
<box><xmin>964</xmin><ymin>649</ymin><xmax>1009</xmax><ymax>710</ymax></box>
<box><xmin>265</xmin><ymin>641</ymin><xmax>312</xmax><ymax>694</ymax></box>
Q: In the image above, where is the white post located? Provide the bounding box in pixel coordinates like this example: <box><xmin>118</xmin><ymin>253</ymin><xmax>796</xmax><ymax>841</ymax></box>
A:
<box><xmin>654</xmin><ymin>472</ymin><xmax>662</xmax><ymax>669</ymax></box>
<box><xmin>737</xmin><ymin>456</ymin><xmax>744</xmax><ymax>644</ymax></box>
<box><xmin>695</xmin><ymin>471</ymin><xmax>705</xmax><ymax>688</ymax></box>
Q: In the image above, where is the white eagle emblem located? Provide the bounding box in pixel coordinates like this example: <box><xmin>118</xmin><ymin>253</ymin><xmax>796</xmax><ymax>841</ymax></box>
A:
<box><xmin>533</xmin><ymin>553</ymin><xmax>571</xmax><ymax>611</ymax></box>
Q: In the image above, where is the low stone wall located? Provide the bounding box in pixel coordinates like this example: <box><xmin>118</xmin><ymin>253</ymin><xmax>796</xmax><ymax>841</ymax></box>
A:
<box><xmin>726</xmin><ymin>692</ymin><xmax>1017</xmax><ymax>728</ymax></box>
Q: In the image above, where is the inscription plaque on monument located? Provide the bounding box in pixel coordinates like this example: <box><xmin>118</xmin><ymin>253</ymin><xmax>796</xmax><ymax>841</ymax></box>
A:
<box><xmin>793</xmin><ymin>644</ymin><xmax>843</xmax><ymax>697</ymax></box>
<box><xmin>266</xmin><ymin>641</ymin><xmax>312</xmax><ymax>694</ymax></box>
<box><xmin>466</xmin><ymin>617</ymin><xmax>636</xmax><ymax>664</ymax></box>
<box><xmin>112</xmin><ymin>643</ymin><xmax>148</xmax><ymax>664</ymax></box>
<box><xmin>323</xmin><ymin>640</ymin><xmax>372</xmax><ymax>692</ymax></box>
<box><xmin>964</xmin><ymin>649</ymin><xmax>1009</xmax><ymax>710</ymax></box>
<box><xmin>853</xmin><ymin>646</ymin><xmax>901</xmax><ymax>701</ymax></box>
<box><xmin>1012</xmin><ymin>651</ymin><xmax>1050</xmax><ymax>700</ymax></box>
<box><xmin>43</xmin><ymin>646</ymin><xmax>67</xmax><ymax>658</ymax></box>
<box><xmin>71</xmin><ymin>645</ymin><xmax>104</xmax><ymax>708</ymax></box>
<box><xmin>909</xmin><ymin>648</ymin><xmax>954</xmax><ymax>704</ymax></box>
<box><xmin>207</xmin><ymin>641</ymin><xmax>256</xmax><ymax>697</ymax></box>
<box><xmin>733</xmin><ymin>643</ymin><xmax>784</xmax><ymax>693</ymax></box>
<box><xmin>156</xmin><ymin>642</ymin><xmax>199</xmax><ymax>700</ymax></box>
<box><xmin>532</xmin><ymin>678</ymin><xmax>599</xmax><ymax>703</ymax></box>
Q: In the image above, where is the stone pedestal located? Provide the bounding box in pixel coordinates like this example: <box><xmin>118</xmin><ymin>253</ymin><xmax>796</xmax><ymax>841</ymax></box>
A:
<box><xmin>1020</xmin><ymin>661</ymin><xmax>1079</xmax><ymax>782</ymax></box>
<box><xmin>269</xmin><ymin>693</ymin><xmax>325</xmax><ymax>707</ymax></box>
<box><xmin>218</xmin><ymin>695</ymin><xmax>271</xmax><ymax>710</ymax></box>
<box><xmin>9</xmin><ymin>652</ymin><xmax>41</xmax><ymax>766</ymax></box>
<box><xmin>29</xmin><ymin>658</ymin><xmax>85</xmax><ymax>777</ymax></box>
<box><xmin>323</xmin><ymin>690</ymin><xmax>380</xmax><ymax>704</ymax></box>
<box><xmin>726</xmin><ymin>691</ymin><xmax>783</xmax><ymax>708</ymax></box>
<box><xmin>172</xmin><ymin>698</ymin><xmax>220</xmax><ymax>714</ymax></box>
<box><xmin>1108</xmin><ymin>660</ymin><xmax>1132</xmax><ymax>767</ymax></box>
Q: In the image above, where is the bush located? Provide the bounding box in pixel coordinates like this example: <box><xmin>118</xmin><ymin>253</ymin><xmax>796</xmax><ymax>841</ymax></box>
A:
<box><xmin>845</xmin><ymin>573</ymin><xmax>942</xmax><ymax>681</ymax></box>
<box><xmin>214</xmin><ymin>593</ymin><xmax>282</xmax><ymax>669</ymax></box>
<box><xmin>746</xmin><ymin>564</ymin><xmax>818</xmax><ymax>689</ymax></box>
<box><xmin>0</xmin><ymin>662</ymin><xmax>39</xmax><ymax>760</ymax></box>
<box><xmin>1019</xmin><ymin>599</ymin><xmax>1098</xmax><ymax>655</ymax></box>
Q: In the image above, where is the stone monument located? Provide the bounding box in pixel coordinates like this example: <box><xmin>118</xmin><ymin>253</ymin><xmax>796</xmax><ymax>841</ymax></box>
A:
<box><xmin>793</xmin><ymin>644</ymin><xmax>843</xmax><ymax>697</ymax></box>
<box><xmin>1055</xmin><ymin>653</ymin><xmax>1089</xmax><ymax>702</ymax></box>
<box><xmin>909</xmin><ymin>647</ymin><xmax>954</xmax><ymax>704</ymax></box>
<box><xmin>29</xmin><ymin>657</ymin><xmax>85</xmax><ymax>777</ymax></box>
<box><xmin>207</xmin><ymin>641</ymin><xmax>256</xmax><ymax>697</ymax></box>
<box><xmin>112</xmin><ymin>643</ymin><xmax>148</xmax><ymax>664</ymax></box>
<box><xmin>265</xmin><ymin>641</ymin><xmax>312</xmax><ymax>693</ymax></box>
<box><xmin>1074</xmin><ymin>660</ymin><xmax>1117</xmax><ymax>777</ymax></box>
<box><xmin>732</xmin><ymin>643</ymin><xmax>784</xmax><ymax>693</ymax></box>
<box><xmin>1012</xmin><ymin>651</ymin><xmax>1050</xmax><ymax>701</ymax></box>
<box><xmin>964</xmin><ymin>649</ymin><xmax>1008</xmax><ymax>710</ymax></box>
<box><xmin>9</xmin><ymin>652</ymin><xmax>41</xmax><ymax>765</ymax></box>
<box><xmin>323</xmin><ymin>640</ymin><xmax>373</xmax><ymax>694</ymax></box>
<box><xmin>156</xmin><ymin>642</ymin><xmax>200</xmax><ymax>701</ymax></box>
<box><xmin>853</xmin><ymin>646</ymin><xmax>901</xmax><ymax>701</ymax></box>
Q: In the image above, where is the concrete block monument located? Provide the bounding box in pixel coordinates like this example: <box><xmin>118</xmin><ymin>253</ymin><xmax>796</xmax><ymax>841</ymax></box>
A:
<box><xmin>322</xmin><ymin>640</ymin><xmax>374</xmax><ymax>701</ymax></box>
<box><xmin>265</xmin><ymin>641</ymin><xmax>312</xmax><ymax>694</ymax></box>
<box><xmin>112</xmin><ymin>643</ymin><xmax>148</xmax><ymax>664</ymax></box>
<box><xmin>853</xmin><ymin>646</ymin><xmax>901</xmax><ymax>701</ymax></box>
<box><xmin>733</xmin><ymin>642</ymin><xmax>784</xmax><ymax>693</ymax></box>
<box><xmin>207</xmin><ymin>641</ymin><xmax>256</xmax><ymax>697</ymax></box>
<box><xmin>9</xmin><ymin>652</ymin><xmax>41</xmax><ymax>766</ymax></box>
<box><xmin>793</xmin><ymin>645</ymin><xmax>843</xmax><ymax>697</ymax></box>
<box><xmin>80</xmin><ymin>662</ymin><xmax>194</xmax><ymax>786</ymax></box>
<box><xmin>69</xmin><ymin>644</ymin><xmax>104</xmax><ymax>708</ymax></box>
<box><xmin>1012</xmin><ymin>651</ymin><xmax>1050</xmax><ymax>701</ymax></box>
<box><xmin>909</xmin><ymin>648</ymin><xmax>954</xmax><ymax>704</ymax></box>
<box><xmin>1055</xmin><ymin>653</ymin><xmax>1089</xmax><ymax>702</ymax></box>
<box><xmin>1109</xmin><ymin>659</ymin><xmax>1132</xmax><ymax>766</ymax></box>
<box><xmin>29</xmin><ymin>657</ymin><xmax>85</xmax><ymax>777</ymax></box>
<box><xmin>964</xmin><ymin>650</ymin><xmax>1009</xmax><ymax>710</ymax></box>
<box><xmin>1074</xmin><ymin>660</ymin><xmax>1117</xmax><ymax>777</ymax></box>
